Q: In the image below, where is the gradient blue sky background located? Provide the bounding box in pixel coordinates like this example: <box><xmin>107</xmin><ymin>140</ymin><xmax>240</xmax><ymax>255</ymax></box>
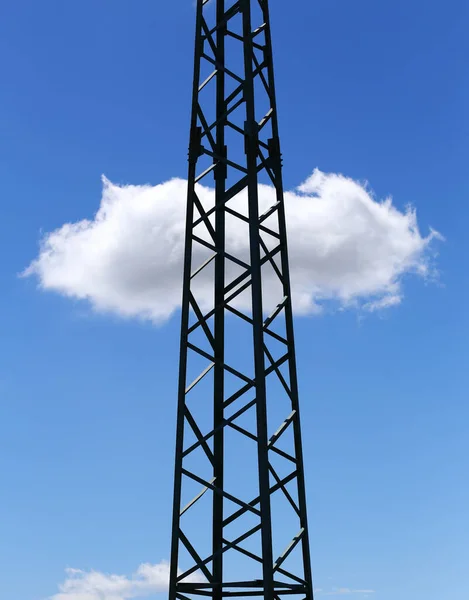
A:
<box><xmin>0</xmin><ymin>1</ymin><xmax>468</xmax><ymax>599</ymax></box>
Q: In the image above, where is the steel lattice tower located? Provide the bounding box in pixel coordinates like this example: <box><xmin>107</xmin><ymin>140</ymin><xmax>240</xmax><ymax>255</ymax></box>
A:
<box><xmin>169</xmin><ymin>1</ymin><xmax>314</xmax><ymax>599</ymax></box>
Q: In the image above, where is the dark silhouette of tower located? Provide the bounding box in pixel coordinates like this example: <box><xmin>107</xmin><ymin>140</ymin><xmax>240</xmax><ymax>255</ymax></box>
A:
<box><xmin>169</xmin><ymin>2</ymin><xmax>314</xmax><ymax>599</ymax></box>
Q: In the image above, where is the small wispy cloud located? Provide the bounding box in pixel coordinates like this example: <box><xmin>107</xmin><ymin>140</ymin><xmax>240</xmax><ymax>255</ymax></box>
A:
<box><xmin>49</xmin><ymin>562</ymin><xmax>170</xmax><ymax>600</ymax></box>
<box><xmin>49</xmin><ymin>562</ymin><xmax>203</xmax><ymax>600</ymax></box>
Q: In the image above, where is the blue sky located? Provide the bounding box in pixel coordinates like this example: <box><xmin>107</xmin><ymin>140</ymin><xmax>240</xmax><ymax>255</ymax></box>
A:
<box><xmin>0</xmin><ymin>0</ymin><xmax>468</xmax><ymax>599</ymax></box>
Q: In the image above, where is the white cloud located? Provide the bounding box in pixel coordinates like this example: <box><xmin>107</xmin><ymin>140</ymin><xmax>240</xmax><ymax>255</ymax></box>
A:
<box><xmin>50</xmin><ymin>562</ymin><xmax>170</xmax><ymax>600</ymax></box>
<box><xmin>24</xmin><ymin>169</ymin><xmax>441</xmax><ymax>323</ymax></box>
<box><xmin>50</xmin><ymin>561</ymin><xmax>203</xmax><ymax>600</ymax></box>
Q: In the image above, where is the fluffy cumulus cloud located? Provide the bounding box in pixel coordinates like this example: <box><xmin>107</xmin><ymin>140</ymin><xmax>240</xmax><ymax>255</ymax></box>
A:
<box><xmin>24</xmin><ymin>170</ymin><xmax>440</xmax><ymax>323</ymax></box>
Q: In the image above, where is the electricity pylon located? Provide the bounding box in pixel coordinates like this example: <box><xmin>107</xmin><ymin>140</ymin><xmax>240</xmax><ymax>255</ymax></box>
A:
<box><xmin>169</xmin><ymin>2</ymin><xmax>314</xmax><ymax>599</ymax></box>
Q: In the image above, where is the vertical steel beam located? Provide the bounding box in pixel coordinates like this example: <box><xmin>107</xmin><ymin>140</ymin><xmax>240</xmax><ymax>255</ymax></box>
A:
<box><xmin>168</xmin><ymin>2</ymin><xmax>204</xmax><ymax>598</ymax></box>
<box><xmin>241</xmin><ymin>2</ymin><xmax>274</xmax><ymax>599</ymax></box>
<box><xmin>213</xmin><ymin>1</ymin><xmax>226</xmax><ymax>599</ymax></box>
<box><xmin>260</xmin><ymin>3</ymin><xmax>315</xmax><ymax>597</ymax></box>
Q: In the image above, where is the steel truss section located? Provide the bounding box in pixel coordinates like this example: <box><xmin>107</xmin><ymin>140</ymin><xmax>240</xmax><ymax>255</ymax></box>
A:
<box><xmin>169</xmin><ymin>1</ymin><xmax>314</xmax><ymax>599</ymax></box>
